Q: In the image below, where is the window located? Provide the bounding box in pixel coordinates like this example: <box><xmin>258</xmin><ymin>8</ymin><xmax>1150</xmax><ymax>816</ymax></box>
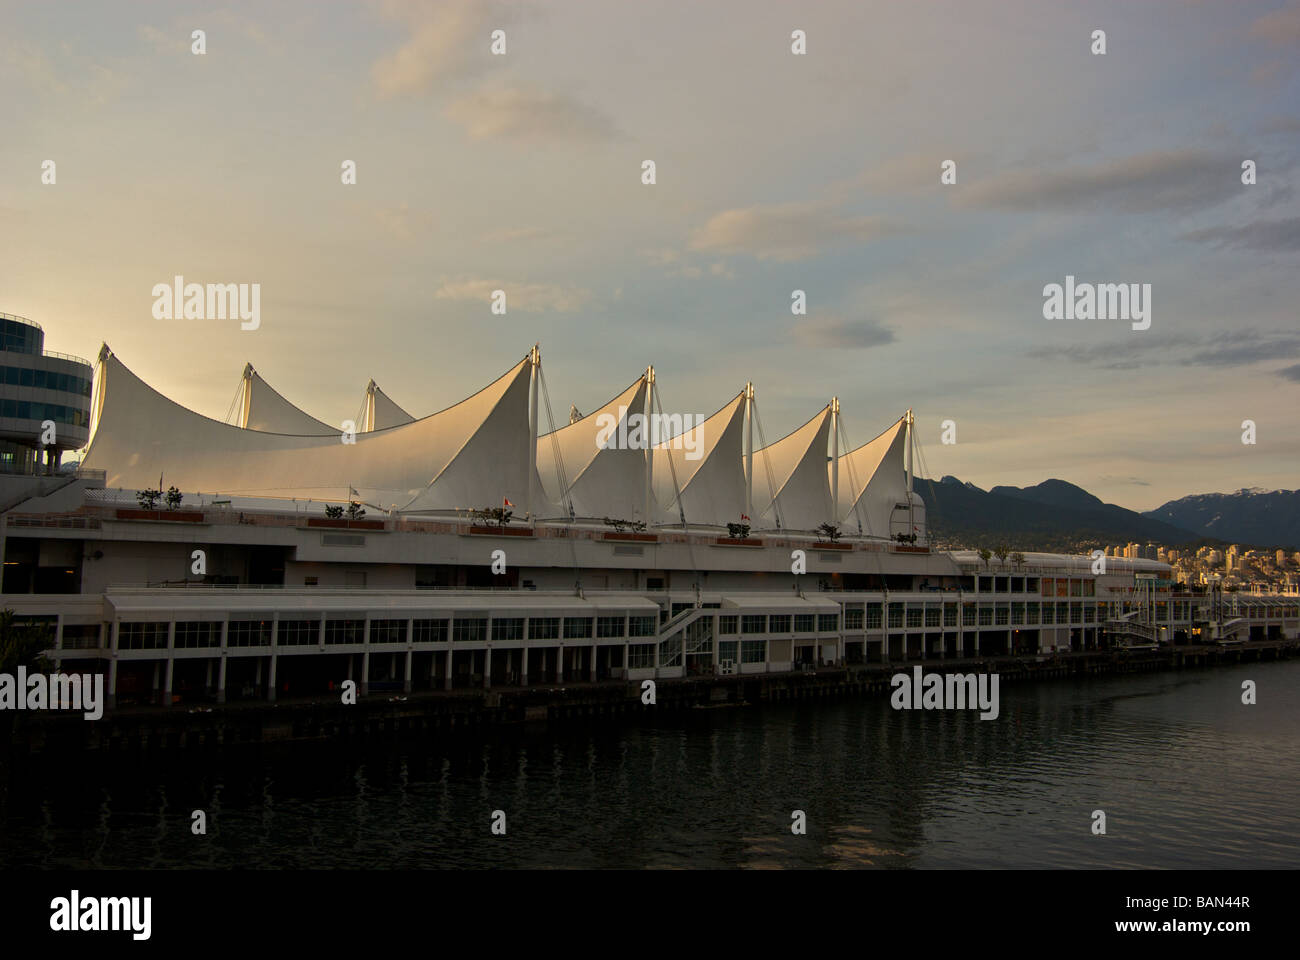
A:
<box><xmin>492</xmin><ymin>618</ymin><xmax>524</xmax><ymax>642</ymax></box>
<box><xmin>628</xmin><ymin>643</ymin><xmax>656</xmax><ymax>669</ymax></box>
<box><xmin>1011</xmin><ymin>603</ymin><xmax>1024</xmax><ymax>625</ymax></box>
<box><xmin>228</xmin><ymin>620</ymin><xmax>272</xmax><ymax>647</ymax></box>
<box><xmin>278</xmin><ymin>619</ymin><xmax>318</xmax><ymax>646</ymax></box>
<box><xmin>325</xmin><ymin>619</ymin><xmax>363</xmax><ymax>645</ymax></box>
<box><xmin>769</xmin><ymin>614</ymin><xmax>791</xmax><ymax>633</ymax></box>
<box><xmin>671</xmin><ymin>602</ymin><xmax>692</xmax><ymax>617</ymax></box>
<box><xmin>628</xmin><ymin>615</ymin><xmax>656</xmax><ymax>637</ymax></box>
<box><xmin>906</xmin><ymin>608</ymin><xmax>922</xmax><ymax>628</ymax></box>
<box><xmin>818</xmin><ymin>613</ymin><xmax>839</xmax><ymax>632</ymax></box>
<box><xmin>413</xmin><ymin>619</ymin><xmax>448</xmax><ymax>644</ymax></box>
<box><xmin>740</xmin><ymin>639</ymin><xmax>766</xmax><ymax>663</ymax></box>
<box><xmin>175</xmin><ymin>621</ymin><xmax>220</xmax><ymax>648</ymax></box>
<box><xmin>995</xmin><ymin>606</ymin><xmax>1009</xmax><ymax>625</ymax></box>
<box><xmin>719</xmin><ymin>640</ymin><xmax>738</xmax><ymax>663</ymax></box>
<box><xmin>372</xmin><ymin>619</ymin><xmax>407</xmax><ymax>643</ymax></box>
<box><xmin>1041</xmin><ymin>604</ymin><xmax>1054</xmax><ymax>625</ymax></box>
<box><xmin>453</xmin><ymin>618</ymin><xmax>487</xmax><ymax>643</ymax></box>
<box><xmin>718</xmin><ymin>615</ymin><xmax>738</xmax><ymax>635</ymax></box>
<box><xmin>978</xmin><ymin>606</ymin><xmax>993</xmax><ymax>626</ymax></box>
<box><xmin>943</xmin><ymin>604</ymin><xmax>957</xmax><ymax>627</ymax></box>
<box><xmin>563</xmin><ymin>617</ymin><xmax>593</xmax><ymax>639</ymax></box>
<box><xmin>979</xmin><ymin>576</ymin><xmax>993</xmax><ymax>593</ymax></box>
<box><xmin>925</xmin><ymin>607</ymin><xmax>940</xmax><ymax>628</ymax></box>
<box><xmin>741</xmin><ymin>614</ymin><xmax>766</xmax><ymax>634</ymax></box>
<box><xmin>962</xmin><ymin>604</ymin><xmax>976</xmax><ymax>626</ymax></box>
<box><xmin>866</xmin><ymin>604</ymin><xmax>882</xmax><ymax>629</ymax></box>
<box><xmin>887</xmin><ymin>605</ymin><xmax>903</xmax><ymax>629</ymax></box>
<box><xmin>528</xmin><ymin>617</ymin><xmax>560</xmax><ymax>640</ymax></box>
<box><xmin>1070</xmin><ymin>603</ymin><xmax>1082</xmax><ymax>623</ymax></box>
<box><xmin>844</xmin><ymin>608</ymin><xmax>864</xmax><ymax>630</ymax></box>
<box><xmin>303</xmin><ymin>576</ymin><xmax>319</xmax><ymax>587</ymax></box>
<box><xmin>1026</xmin><ymin>603</ymin><xmax>1040</xmax><ymax>625</ymax></box>
<box><xmin>596</xmin><ymin>616</ymin><xmax>625</xmax><ymax>638</ymax></box>
<box><xmin>1041</xmin><ymin>578</ymin><xmax>1054</xmax><ymax>596</ymax></box>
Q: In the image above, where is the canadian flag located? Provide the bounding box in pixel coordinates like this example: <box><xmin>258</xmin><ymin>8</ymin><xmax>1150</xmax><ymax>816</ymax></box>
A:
<box><xmin>504</xmin><ymin>497</ymin><xmax>514</xmax><ymax>508</ymax></box>
<box><xmin>740</xmin><ymin>514</ymin><xmax>750</xmax><ymax>521</ymax></box>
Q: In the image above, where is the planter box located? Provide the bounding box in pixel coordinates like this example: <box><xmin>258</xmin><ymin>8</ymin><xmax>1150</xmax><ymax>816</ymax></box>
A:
<box><xmin>116</xmin><ymin>509</ymin><xmax>205</xmax><ymax>523</ymax></box>
<box><xmin>894</xmin><ymin>545</ymin><xmax>930</xmax><ymax>553</ymax></box>
<box><xmin>306</xmin><ymin>518</ymin><xmax>386</xmax><ymax>530</ymax></box>
<box><xmin>814</xmin><ymin>541</ymin><xmax>851</xmax><ymax>550</ymax></box>
<box><xmin>467</xmin><ymin>526</ymin><xmax>535</xmax><ymax>537</ymax></box>
<box><xmin>601</xmin><ymin>532</ymin><xmax>658</xmax><ymax>542</ymax></box>
<box><xmin>715</xmin><ymin>537</ymin><xmax>764</xmax><ymax>547</ymax></box>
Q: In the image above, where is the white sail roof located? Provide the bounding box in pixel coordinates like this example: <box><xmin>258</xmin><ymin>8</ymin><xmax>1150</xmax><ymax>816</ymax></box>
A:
<box><xmin>240</xmin><ymin>364</ymin><xmax>335</xmax><ymax>435</ymax></box>
<box><xmin>652</xmin><ymin>392</ymin><xmax>746</xmax><ymax>527</ymax></box>
<box><xmin>364</xmin><ymin>381</ymin><xmax>415</xmax><ymax>432</ymax></box>
<box><xmin>752</xmin><ymin>406</ymin><xmax>833</xmax><ymax>531</ymax></box>
<box><xmin>83</xmin><ymin>345</ymin><xmax>534</xmax><ymax>511</ymax></box>
<box><xmin>833</xmin><ymin>415</ymin><xmax>908</xmax><ymax>537</ymax></box>
<box><xmin>537</xmin><ymin>376</ymin><xmax>648</xmax><ymax>521</ymax></box>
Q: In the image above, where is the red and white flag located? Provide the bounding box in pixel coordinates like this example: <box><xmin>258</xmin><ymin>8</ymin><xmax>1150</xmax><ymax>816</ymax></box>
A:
<box><xmin>740</xmin><ymin>514</ymin><xmax>750</xmax><ymax>521</ymax></box>
<box><xmin>504</xmin><ymin>497</ymin><xmax>514</xmax><ymax>508</ymax></box>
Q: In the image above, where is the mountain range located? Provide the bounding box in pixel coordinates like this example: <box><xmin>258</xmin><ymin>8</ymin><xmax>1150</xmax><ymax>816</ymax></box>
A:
<box><xmin>916</xmin><ymin>477</ymin><xmax>1300</xmax><ymax>552</ymax></box>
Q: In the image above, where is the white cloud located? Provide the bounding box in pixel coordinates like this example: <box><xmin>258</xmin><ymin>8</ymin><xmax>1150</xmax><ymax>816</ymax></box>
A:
<box><xmin>444</xmin><ymin>88</ymin><xmax>618</xmax><ymax>143</ymax></box>
<box><xmin>690</xmin><ymin>203</ymin><xmax>897</xmax><ymax>261</ymax></box>
<box><xmin>434</xmin><ymin>278</ymin><xmax>592</xmax><ymax>312</ymax></box>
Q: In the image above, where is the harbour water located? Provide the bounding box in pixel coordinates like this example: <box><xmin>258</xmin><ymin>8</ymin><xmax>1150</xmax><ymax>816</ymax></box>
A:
<box><xmin>3</xmin><ymin>660</ymin><xmax>1296</xmax><ymax>869</ymax></box>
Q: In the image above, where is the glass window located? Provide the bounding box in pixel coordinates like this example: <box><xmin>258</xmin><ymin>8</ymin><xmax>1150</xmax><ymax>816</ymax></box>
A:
<box><xmin>563</xmin><ymin>617</ymin><xmax>592</xmax><ymax>639</ymax></box>
<box><xmin>740</xmin><ymin>639</ymin><xmax>766</xmax><ymax>663</ymax></box>
<box><xmin>278</xmin><ymin>619</ymin><xmax>318</xmax><ymax>646</ymax></box>
<box><xmin>413</xmin><ymin>619</ymin><xmax>448</xmax><ymax>643</ymax></box>
<box><xmin>324</xmin><ymin>619</ymin><xmax>363</xmax><ymax>645</ymax></box>
<box><xmin>718</xmin><ymin>615</ymin><xmax>738</xmax><ymax>635</ymax></box>
<box><xmin>795</xmin><ymin>614</ymin><xmax>816</xmax><ymax>633</ymax></box>
<box><xmin>175</xmin><ymin>621</ymin><xmax>221</xmax><ymax>648</ymax></box>
<box><xmin>628</xmin><ymin>615</ymin><xmax>656</xmax><ymax>637</ymax></box>
<box><xmin>492</xmin><ymin>617</ymin><xmax>523</xmax><ymax>642</ymax></box>
<box><xmin>844</xmin><ymin>608</ymin><xmax>864</xmax><ymax>630</ymax></box>
<box><xmin>229</xmin><ymin>619</ymin><xmax>272</xmax><ymax>647</ymax></box>
<box><xmin>372</xmin><ymin>619</ymin><xmax>407</xmax><ymax>643</ymax></box>
<box><xmin>818</xmin><ymin>613</ymin><xmax>839</xmax><ymax>632</ymax></box>
<box><xmin>741</xmin><ymin>614</ymin><xmax>766</xmax><ymax>634</ymax></box>
<box><xmin>596</xmin><ymin>616</ymin><xmax>624</xmax><ymax>638</ymax></box>
<box><xmin>628</xmin><ymin>643</ymin><xmax>655</xmax><ymax>669</ymax></box>
<box><xmin>453</xmin><ymin>618</ymin><xmax>487</xmax><ymax>643</ymax></box>
<box><xmin>528</xmin><ymin>617</ymin><xmax>559</xmax><ymax>640</ymax></box>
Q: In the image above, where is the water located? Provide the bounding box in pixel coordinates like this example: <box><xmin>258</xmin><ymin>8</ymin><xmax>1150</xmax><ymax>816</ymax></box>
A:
<box><xmin>2</xmin><ymin>661</ymin><xmax>1297</xmax><ymax>869</ymax></box>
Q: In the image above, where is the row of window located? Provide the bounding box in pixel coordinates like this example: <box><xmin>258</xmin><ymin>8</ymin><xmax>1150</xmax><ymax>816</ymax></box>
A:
<box><xmin>718</xmin><ymin>613</ymin><xmax>839</xmax><ymax>634</ymax></box>
<box><xmin>120</xmin><ymin>615</ymin><xmax>660</xmax><ymax>648</ymax></box>
<box><xmin>0</xmin><ymin>364</ymin><xmax>93</xmax><ymax>396</ymax></box>
<box><xmin>0</xmin><ymin>398</ymin><xmax>88</xmax><ymax>427</ymax></box>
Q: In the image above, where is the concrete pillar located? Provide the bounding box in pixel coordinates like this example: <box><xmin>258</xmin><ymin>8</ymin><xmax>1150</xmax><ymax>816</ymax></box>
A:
<box><xmin>217</xmin><ymin>620</ymin><xmax>229</xmax><ymax>703</ymax></box>
<box><xmin>360</xmin><ymin>650</ymin><xmax>370</xmax><ymax>696</ymax></box>
<box><xmin>403</xmin><ymin>648</ymin><xmax>413</xmax><ymax>694</ymax></box>
<box><xmin>521</xmin><ymin>643</ymin><xmax>530</xmax><ymax>686</ymax></box>
<box><xmin>590</xmin><ymin>642</ymin><xmax>597</xmax><ymax>682</ymax></box>
<box><xmin>444</xmin><ymin>646</ymin><xmax>453</xmax><ymax>691</ymax></box>
<box><xmin>484</xmin><ymin>647</ymin><xmax>492</xmax><ymax>689</ymax></box>
<box><xmin>622</xmin><ymin>642</ymin><xmax>629</xmax><ymax>680</ymax></box>
<box><xmin>557</xmin><ymin>643</ymin><xmax>564</xmax><ymax>683</ymax></box>
<box><xmin>205</xmin><ymin>659</ymin><xmax>213</xmax><ymax>693</ymax></box>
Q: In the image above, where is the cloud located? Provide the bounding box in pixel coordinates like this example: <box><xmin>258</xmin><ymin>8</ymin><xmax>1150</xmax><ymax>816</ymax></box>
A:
<box><xmin>689</xmin><ymin>203</ymin><xmax>898</xmax><ymax>261</ymax></box>
<box><xmin>1098</xmin><ymin>475</ymin><xmax>1152</xmax><ymax>487</ymax></box>
<box><xmin>481</xmin><ymin>226</ymin><xmax>555</xmax><ymax>244</ymax></box>
<box><xmin>1182</xmin><ymin>217</ymin><xmax>1300</xmax><ymax>252</ymax></box>
<box><xmin>1250</xmin><ymin>0</ymin><xmax>1300</xmax><ymax>47</ymax></box>
<box><xmin>371</xmin><ymin>0</ymin><xmax>504</xmax><ymax>99</ymax></box>
<box><xmin>434</xmin><ymin>278</ymin><xmax>591</xmax><ymax>312</ymax></box>
<box><xmin>444</xmin><ymin>88</ymin><xmax>618</xmax><ymax>143</ymax></box>
<box><xmin>957</xmin><ymin>150</ymin><xmax>1237</xmax><ymax>214</ymax></box>
<box><xmin>793</xmin><ymin>316</ymin><xmax>896</xmax><ymax>350</ymax></box>
<box><xmin>1276</xmin><ymin>363</ymin><xmax>1300</xmax><ymax>383</ymax></box>
<box><xmin>1029</xmin><ymin>331</ymin><xmax>1300</xmax><ymax>371</ymax></box>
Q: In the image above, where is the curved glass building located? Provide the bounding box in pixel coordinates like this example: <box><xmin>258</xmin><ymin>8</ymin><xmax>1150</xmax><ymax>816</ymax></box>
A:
<box><xmin>0</xmin><ymin>312</ymin><xmax>93</xmax><ymax>474</ymax></box>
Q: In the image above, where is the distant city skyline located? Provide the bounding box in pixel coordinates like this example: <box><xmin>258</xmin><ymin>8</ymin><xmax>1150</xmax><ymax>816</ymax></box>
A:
<box><xmin>2</xmin><ymin>0</ymin><xmax>1297</xmax><ymax>512</ymax></box>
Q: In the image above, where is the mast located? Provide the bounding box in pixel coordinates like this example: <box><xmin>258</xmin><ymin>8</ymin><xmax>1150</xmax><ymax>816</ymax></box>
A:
<box><xmin>364</xmin><ymin>379</ymin><xmax>377</xmax><ymax>433</ymax></box>
<box><xmin>905</xmin><ymin>408</ymin><xmax>914</xmax><ymax>539</ymax></box>
<box><xmin>830</xmin><ymin>396</ymin><xmax>839</xmax><ymax>526</ymax></box>
<box><xmin>526</xmin><ymin>345</ymin><xmax>539</xmax><ymax>523</ymax></box>
<box><xmin>644</xmin><ymin>365</ymin><xmax>654</xmax><ymax>526</ymax></box>
<box><xmin>744</xmin><ymin>382</ymin><xmax>754</xmax><ymax>521</ymax></box>
<box><xmin>239</xmin><ymin>363</ymin><xmax>254</xmax><ymax>429</ymax></box>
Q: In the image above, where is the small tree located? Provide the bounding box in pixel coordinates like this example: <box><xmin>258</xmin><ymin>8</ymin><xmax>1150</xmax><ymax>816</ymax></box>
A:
<box><xmin>726</xmin><ymin>522</ymin><xmax>751</xmax><ymax>540</ymax></box>
<box><xmin>136</xmin><ymin>487</ymin><xmax>162</xmax><ymax>510</ymax></box>
<box><xmin>994</xmin><ymin>544</ymin><xmax>1009</xmax><ymax>569</ymax></box>
<box><xmin>817</xmin><ymin>522</ymin><xmax>842</xmax><ymax>543</ymax></box>
<box><xmin>978</xmin><ymin>547</ymin><xmax>992</xmax><ymax>570</ymax></box>
<box><xmin>346</xmin><ymin>501</ymin><xmax>366</xmax><ymax>520</ymax></box>
<box><xmin>474</xmin><ymin>507</ymin><xmax>512</xmax><ymax>528</ymax></box>
<box><xmin>324</xmin><ymin>504</ymin><xmax>344</xmax><ymax>519</ymax></box>
<box><xmin>164</xmin><ymin>486</ymin><xmax>183</xmax><ymax>510</ymax></box>
<box><xmin>604</xmin><ymin>516</ymin><xmax>628</xmax><ymax>533</ymax></box>
<box><xmin>1010</xmin><ymin>551</ymin><xmax>1026</xmax><ymax>570</ymax></box>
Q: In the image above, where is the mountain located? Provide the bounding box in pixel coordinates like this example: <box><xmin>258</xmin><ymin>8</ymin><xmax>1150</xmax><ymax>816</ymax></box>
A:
<box><xmin>1143</xmin><ymin>489</ymin><xmax>1300</xmax><ymax>550</ymax></box>
<box><xmin>917</xmin><ymin>476</ymin><xmax>1206</xmax><ymax>552</ymax></box>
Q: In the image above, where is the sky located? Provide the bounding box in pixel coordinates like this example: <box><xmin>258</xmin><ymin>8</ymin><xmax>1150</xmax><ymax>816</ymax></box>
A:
<box><xmin>1</xmin><ymin>0</ymin><xmax>1297</xmax><ymax>512</ymax></box>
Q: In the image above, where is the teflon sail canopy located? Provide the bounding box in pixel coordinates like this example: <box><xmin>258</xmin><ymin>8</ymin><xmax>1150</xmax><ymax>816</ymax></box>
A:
<box><xmin>537</xmin><ymin>376</ymin><xmax>649</xmax><ymax>521</ymax></box>
<box><xmin>652</xmin><ymin>391</ymin><xmax>747</xmax><ymax>527</ymax></box>
<box><xmin>83</xmin><ymin>345</ymin><xmax>534</xmax><ymax>511</ymax></box>
<box><xmin>752</xmin><ymin>406</ymin><xmax>833</xmax><ymax>531</ymax></box>
<box><xmin>832</xmin><ymin>415</ymin><xmax>908</xmax><ymax>537</ymax></box>
<box><xmin>238</xmin><ymin>364</ymin><xmax>335</xmax><ymax>435</ymax></box>
<box><xmin>362</xmin><ymin>380</ymin><xmax>415</xmax><ymax>432</ymax></box>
